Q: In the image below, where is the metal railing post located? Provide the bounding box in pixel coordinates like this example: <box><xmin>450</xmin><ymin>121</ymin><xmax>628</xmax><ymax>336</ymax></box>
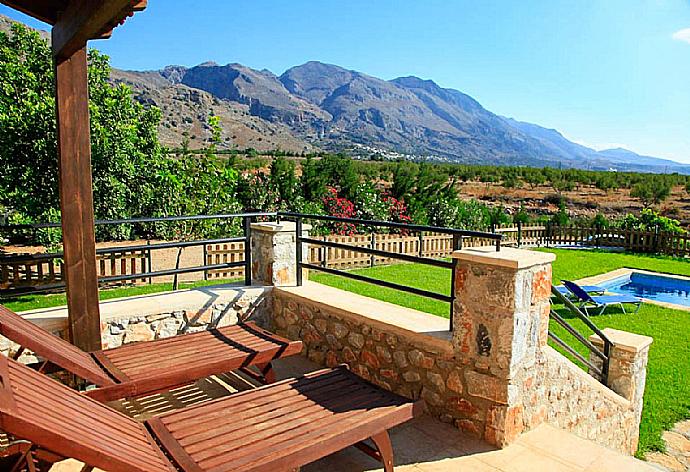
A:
<box><xmin>418</xmin><ymin>231</ymin><xmax>424</xmax><ymax>257</ymax></box>
<box><xmin>146</xmin><ymin>240</ymin><xmax>152</xmax><ymax>285</ymax></box>
<box><xmin>449</xmin><ymin>234</ymin><xmax>462</xmax><ymax>331</ymax></box>
<box><xmin>296</xmin><ymin>218</ymin><xmax>303</xmax><ymax>286</ymax></box>
<box><xmin>450</xmin><ymin>258</ymin><xmax>457</xmax><ymax>332</ymax></box>
<box><xmin>243</xmin><ymin>216</ymin><xmax>252</xmax><ymax>286</ymax></box>
<box><xmin>370</xmin><ymin>232</ymin><xmax>376</xmax><ymax>268</ymax></box>
<box><xmin>546</xmin><ymin>222</ymin><xmax>552</xmax><ymax>247</ymax></box>
<box><xmin>602</xmin><ymin>340</ymin><xmax>611</xmax><ymax>385</ymax></box>
<box><xmin>517</xmin><ymin>221</ymin><xmax>522</xmax><ymax>248</ymax></box>
<box><xmin>452</xmin><ymin>234</ymin><xmax>461</xmax><ymax>252</ymax></box>
<box><xmin>549</xmin><ymin>285</ymin><xmax>613</xmax><ymax>384</ymax></box>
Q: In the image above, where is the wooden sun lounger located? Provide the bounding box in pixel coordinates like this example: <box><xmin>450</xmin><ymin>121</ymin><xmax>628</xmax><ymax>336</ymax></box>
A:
<box><xmin>0</xmin><ymin>305</ymin><xmax>302</xmax><ymax>402</ymax></box>
<box><xmin>0</xmin><ymin>356</ymin><xmax>423</xmax><ymax>471</ymax></box>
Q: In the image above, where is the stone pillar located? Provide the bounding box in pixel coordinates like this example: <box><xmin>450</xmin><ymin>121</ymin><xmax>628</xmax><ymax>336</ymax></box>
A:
<box><xmin>452</xmin><ymin>247</ymin><xmax>555</xmax><ymax>447</ymax></box>
<box><xmin>250</xmin><ymin>221</ymin><xmax>310</xmax><ymax>286</ymax></box>
<box><xmin>590</xmin><ymin>328</ymin><xmax>652</xmax><ymax>454</ymax></box>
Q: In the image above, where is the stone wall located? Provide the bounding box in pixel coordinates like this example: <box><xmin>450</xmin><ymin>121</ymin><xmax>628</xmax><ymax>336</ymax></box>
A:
<box><xmin>451</xmin><ymin>249</ymin><xmax>554</xmax><ymax>446</ymax></box>
<box><xmin>256</xmin><ymin>230</ymin><xmax>563</xmax><ymax>446</ymax></box>
<box><xmin>522</xmin><ymin>347</ymin><xmax>638</xmax><ymax>453</ymax></box>
<box><xmin>267</xmin><ymin>245</ymin><xmax>651</xmax><ymax>455</ymax></box>
<box><xmin>250</xmin><ymin>222</ymin><xmax>309</xmax><ymax>287</ymax></box>
<box><xmin>450</xmin><ymin>248</ymin><xmax>651</xmax><ymax>453</ymax></box>
<box><xmin>1</xmin><ymin>286</ymin><xmax>270</xmax><ymax>359</ymax></box>
<box><xmin>100</xmin><ymin>291</ymin><xmax>266</xmax><ymax>349</ymax></box>
<box><xmin>270</xmin><ymin>289</ymin><xmax>468</xmax><ymax>426</ymax></box>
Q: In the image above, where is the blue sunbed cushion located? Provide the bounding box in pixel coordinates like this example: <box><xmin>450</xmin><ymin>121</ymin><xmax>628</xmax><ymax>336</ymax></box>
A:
<box><xmin>591</xmin><ymin>295</ymin><xmax>641</xmax><ymax>304</ymax></box>
<box><xmin>555</xmin><ymin>285</ymin><xmax>605</xmax><ymax>295</ymax></box>
<box><xmin>562</xmin><ymin>280</ymin><xmax>594</xmax><ymax>302</ymax></box>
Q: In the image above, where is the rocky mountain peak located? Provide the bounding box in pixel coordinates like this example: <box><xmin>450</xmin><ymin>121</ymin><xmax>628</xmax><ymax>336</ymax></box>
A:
<box><xmin>2</xmin><ymin>13</ymin><xmax>685</xmax><ymax>171</ymax></box>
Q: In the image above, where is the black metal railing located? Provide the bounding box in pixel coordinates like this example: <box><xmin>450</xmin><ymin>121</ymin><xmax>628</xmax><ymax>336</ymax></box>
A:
<box><xmin>548</xmin><ymin>285</ymin><xmax>612</xmax><ymax>384</ymax></box>
<box><xmin>1</xmin><ymin>211</ymin><xmax>503</xmax><ymax>331</ymax></box>
<box><xmin>279</xmin><ymin>212</ymin><xmax>503</xmax><ymax>331</ymax></box>
<box><xmin>0</xmin><ymin>212</ymin><xmax>277</xmax><ymax>296</ymax></box>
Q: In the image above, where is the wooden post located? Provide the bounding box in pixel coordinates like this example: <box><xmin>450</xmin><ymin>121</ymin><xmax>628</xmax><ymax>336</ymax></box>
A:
<box><xmin>55</xmin><ymin>46</ymin><xmax>102</xmax><ymax>352</ymax></box>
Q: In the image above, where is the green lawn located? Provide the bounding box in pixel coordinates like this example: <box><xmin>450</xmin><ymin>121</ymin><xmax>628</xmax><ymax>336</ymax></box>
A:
<box><xmin>1</xmin><ymin>278</ymin><xmax>241</xmax><ymax>312</ymax></box>
<box><xmin>312</xmin><ymin>249</ymin><xmax>690</xmax><ymax>457</ymax></box>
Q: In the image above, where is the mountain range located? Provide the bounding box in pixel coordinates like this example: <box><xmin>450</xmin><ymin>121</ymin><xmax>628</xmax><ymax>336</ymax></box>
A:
<box><xmin>2</xmin><ymin>14</ymin><xmax>687</xmax><ymax>173</ymax></box>
<box><xmin>111</xmin><ymin>60</ymin><xmax>690</xmax><ymax>172</ymax></box>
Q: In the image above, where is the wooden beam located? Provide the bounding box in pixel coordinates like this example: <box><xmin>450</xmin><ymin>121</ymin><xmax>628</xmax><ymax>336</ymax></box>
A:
<box><xmin>54</xmin><ymin>46</ymin><xmax>102</xmax><ymax>352</ymax></box>
<box><xmin>0</xmin><ymin>0</ymin><xmax>67</xmax><ymax>25</ymax></box>
<box><xmin>51</xmin><ymin>0</ymin><xmax>145</xmax><ymax>59</ymax></box>
<box><xmin>95</xmin><ymin>0</ymin><xmax>148</xmax><ymax>39</ymax></box>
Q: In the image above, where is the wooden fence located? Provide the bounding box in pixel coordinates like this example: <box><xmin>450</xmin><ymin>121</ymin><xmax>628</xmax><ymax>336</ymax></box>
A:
<box><xmin>0</xmin><ymin>228</ymin><xmax>544</xmax><ymax>292</ymax></box>
<box><xmin>307</xmin><ymin>233</ymin><xmax>449</xmax><ymax>270</ymax></box>
<box><xmin>97</xmin><ymin>249</ymin><xmax>149</xmax><ymax>283</ymax></box>
<box><xmin>0</xmin><ymin>254</ymin><xmax>63</xmax><ymax>292</ymax></box>
<box><xmin>495</xmin><ymin>224</ymin><xmax>548</xmax><ymax>247</ymax></box>
<box><xmin>304</xmin><ymin>227</ymin><xmax>548</xmax><ymax>270</ymax></box>
<box><xmin>543</xmin><ymin>225</ymin><xmax>690</xmax><ymax>257</ymax></box>
<box><xmin>204</xmin><ymin>242</ymin><xmax>246</xmax><ymax>279</ymax></box>
<box><xmin>4</xmin><ymin>223</ymin><xmax>687</xmax><ymax>294</ymax></box>
<box><xmin>298</xmin><ymin>223</ymin><xmax>690</xmax><ymax>271</ymax></box>
<box><xmin>0</xmin><ymin>249</ymin><xmax>149</xmax><ymax>294</ymax></box>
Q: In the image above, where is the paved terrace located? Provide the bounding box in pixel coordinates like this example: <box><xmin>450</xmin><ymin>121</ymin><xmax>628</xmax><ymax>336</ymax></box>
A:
<box><xmin>50</xmin><ymin>356</ymin><xmax>659</xmax><ymax>472</ymax></box>
<box><xmin>24</xmin><ymin>238</ymin><xmax>660</xmax><ymax>471</ymax></box>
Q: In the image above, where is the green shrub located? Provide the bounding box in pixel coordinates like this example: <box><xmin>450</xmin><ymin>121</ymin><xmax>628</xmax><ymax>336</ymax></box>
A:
<box><xmin>619</xmin><ymin>209</ymin><xmax>684</xmax><ymax>234</ymax></box>
<box><xmin>631</xmin><ymin>180</ymin><xmax>671</xmax><ymax>207</ymax></box>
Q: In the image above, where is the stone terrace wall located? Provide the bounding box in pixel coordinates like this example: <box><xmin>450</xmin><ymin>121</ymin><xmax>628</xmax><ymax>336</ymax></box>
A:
<box><xmin>100</xmin><ymin>290</ymin><xmax>267</xmax><ymax>349</ymax></box>
<box><xmin>522</xmin><ymin>347</ymin><xmax>638</xmax><ymax>454</ymax></box>
<box><xmin>450</xmin><ymin>248</ymin><xmax>651</xmax><ymax>453</ymax></box>
<box><xmin>267</xmin><ymin>245</ymin><xmax>651</xmax><ymax>455</ymax></box>
<box><xmin>269</xmin><ymin>289</ymin><xmax>470</xmax><ymax>427</ymax></box>
<box><xmin>451</xmin><ymin>249</ymin><xmax>554</xmax><ymax>446</ymax></box>
<box><xmin>1</xmin><ymin>286</ymin><xmax>270</xmax><ymax>360</ymax></box>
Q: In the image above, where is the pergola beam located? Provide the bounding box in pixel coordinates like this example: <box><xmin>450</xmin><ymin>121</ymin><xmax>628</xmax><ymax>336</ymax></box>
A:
<box><xmin>0</xmin><ymin>0</ymin><xmax>67</xmax><ymax>25</ymax></box>
<box><xmin>52</xmin><ymin>0</ymin><xmax>146</xmax><ymax>59</ymax></box>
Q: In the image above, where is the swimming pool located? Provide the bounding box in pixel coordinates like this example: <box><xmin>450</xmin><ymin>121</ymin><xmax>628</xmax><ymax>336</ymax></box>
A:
<box><xmin>601</xmin><ymin>272</ymin><xmax>690</xmax><ymax>307</ymax></box>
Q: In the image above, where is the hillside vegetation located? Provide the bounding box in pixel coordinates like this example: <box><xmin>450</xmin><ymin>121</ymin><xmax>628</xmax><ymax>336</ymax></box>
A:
<box><xmin>2</xmin><ymin>20</ymin><xmax>690</xmax><ymax>250</ymax></box>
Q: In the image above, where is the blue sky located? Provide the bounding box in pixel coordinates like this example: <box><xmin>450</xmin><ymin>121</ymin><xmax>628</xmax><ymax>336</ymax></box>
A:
<box><xmin>3</xmin><ymin>0</ymin><xmax>690</xmax><ymax>162</ymax></box>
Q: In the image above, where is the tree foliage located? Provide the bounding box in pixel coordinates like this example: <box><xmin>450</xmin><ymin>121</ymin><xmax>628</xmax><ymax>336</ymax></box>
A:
<box><xmin>630</xmin><ymin>179</ymin><xmax>671</xmax><ymax>207</ymax></box>
<box><xmin>0</xmin><ymin>22</ymin><xmax>241</xmax><ymax>242</ymax></box>
<box><xmin>1</xmin><ymin>23</ymin><xmax>162</xmax><ymax>239</ymax></box>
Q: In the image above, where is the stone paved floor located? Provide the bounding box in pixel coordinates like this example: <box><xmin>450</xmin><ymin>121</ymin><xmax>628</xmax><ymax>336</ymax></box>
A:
<box><xmin>50</xmin><ymin>356</ymin><xmax>660</xmax><ymax>472</ymax></box>
<box><xmin>645</xmin><ymin>420</ymin><xmax>690</xmax><ymax>472</ymax></box>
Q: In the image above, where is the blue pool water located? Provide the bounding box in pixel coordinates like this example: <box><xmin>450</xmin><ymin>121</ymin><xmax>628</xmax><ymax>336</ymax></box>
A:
<box><xmin>601</xmin><ymin>272</ymin><xmax>690</xmax><ymax>307</ymax></box>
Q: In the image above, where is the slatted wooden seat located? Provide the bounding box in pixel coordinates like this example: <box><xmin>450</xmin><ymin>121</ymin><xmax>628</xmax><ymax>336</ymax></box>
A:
<box><xmin>0</xmin><ymin>305</ymin><xmax>302</xmax><ymax>402</ymax></box>
<box><xmin>0</xmin><ymin>357</ymin><xmax>423</xmax><ymax>471</ymax></box>
<box><xmin>0</xmin><ymin>355</ymin><xmax>175</xmax><ymax>471</ymax></box>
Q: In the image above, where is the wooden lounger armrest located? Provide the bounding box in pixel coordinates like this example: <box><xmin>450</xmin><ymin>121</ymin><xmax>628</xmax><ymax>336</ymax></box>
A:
<box><xmin>85</xmin><ymin>339</ymin><xmax>303</xmax><ymax>402</ymax></box>
<box><xmin>83</xmin><ymin>382</ymin><xmax>148</xmax><ymax>403</ymax></box>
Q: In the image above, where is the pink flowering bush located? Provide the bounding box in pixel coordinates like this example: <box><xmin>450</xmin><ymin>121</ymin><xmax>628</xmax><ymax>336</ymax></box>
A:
<box><xmin>323</xmin><ymin>187</ymin><xmax>357</xmax><ymax>235</ymax></box>
<box><xmin>384</xmin><ymin>196</ymin><xmax>412</xmax><ymax>234</ymax></box>
<box><xmin>386</xmin><ymin>196</ymin><xmax>411</xmax><ymax>224</ymax></box>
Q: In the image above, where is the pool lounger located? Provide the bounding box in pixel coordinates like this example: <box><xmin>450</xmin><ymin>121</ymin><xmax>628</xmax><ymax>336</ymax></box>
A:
<box><xmin>562</xmin><ymin>280</ymin><xmax>642</xmax><ymax>316</ymax></box>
